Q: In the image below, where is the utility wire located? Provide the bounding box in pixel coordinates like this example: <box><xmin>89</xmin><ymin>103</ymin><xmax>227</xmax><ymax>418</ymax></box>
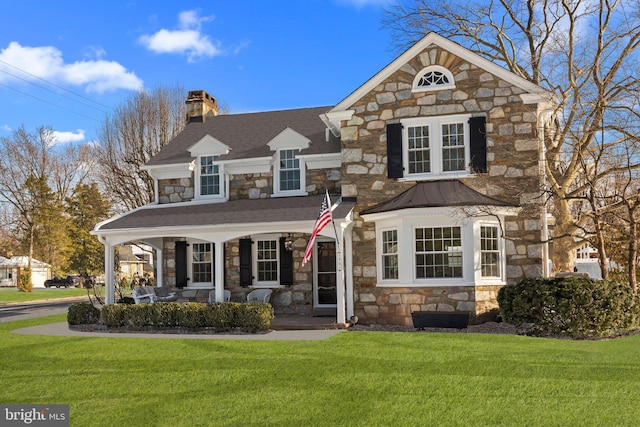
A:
<box><xmin>0</xmin><ymin>58</ymin><xmax>113</xmax><ymax>112</ymax></box>
<box><xmin>0</xmin><ymin>68</ymin><xmax>110</xmax><ymax>114</ymax></box>
<box><xmin>0</xmin><ymin>81</ymin><xmax>102</xmax><ymax>122</ymax></box>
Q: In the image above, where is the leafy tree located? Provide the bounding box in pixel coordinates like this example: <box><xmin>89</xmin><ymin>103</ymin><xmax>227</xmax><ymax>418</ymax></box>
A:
<box><xmin>384</xmin><ymin>0</ymin><xmax>640</xmax><ymax>277</ymax></box>
<box><xmin>0</xmin><ymin>125</ymin><xmax>91</xmax><ymax>283</ymax></box>
<box><xmin>66</xmin><ymin>182</ymin><xmax>111</xmax><ymax>275</ymax></box>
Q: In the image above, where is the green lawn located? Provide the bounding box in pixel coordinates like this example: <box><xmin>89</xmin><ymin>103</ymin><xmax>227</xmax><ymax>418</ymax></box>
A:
<box><xmin>1</xmin><ymin>316</ymin><xmax>639</xmax><ymax>426</ymax></box>
<box><xmin>0</xmin><ymin>287</ymin><xmax>88</xmax><ymax>303</ymax></box>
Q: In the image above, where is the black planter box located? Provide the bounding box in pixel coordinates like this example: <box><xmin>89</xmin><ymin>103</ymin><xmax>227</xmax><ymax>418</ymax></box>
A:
<box><xmin>411</xmin><ymin>311</ymin><xmax>470</xmax><ymax>329</ymax></box>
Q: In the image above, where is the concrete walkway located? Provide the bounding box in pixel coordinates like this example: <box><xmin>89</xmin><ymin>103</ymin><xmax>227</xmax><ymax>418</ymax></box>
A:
<box><xmin>11</xmin><ymin>322</ymin><xmax>343</xmax><ymax>341</ymax></box>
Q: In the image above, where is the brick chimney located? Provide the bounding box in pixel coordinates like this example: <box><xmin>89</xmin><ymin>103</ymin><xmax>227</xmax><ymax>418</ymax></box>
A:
<box><xmin>185</xmin><ymin>90</ymin><xmax>219</xmax><ymax>123</ymax></box>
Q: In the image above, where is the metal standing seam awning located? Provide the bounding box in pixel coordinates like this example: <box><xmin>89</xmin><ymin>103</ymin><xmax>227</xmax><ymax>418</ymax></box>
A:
<box><xmin>92</xmin><ymin>195</ymin><xmax>356</xmax><ymax>324</ymax></box>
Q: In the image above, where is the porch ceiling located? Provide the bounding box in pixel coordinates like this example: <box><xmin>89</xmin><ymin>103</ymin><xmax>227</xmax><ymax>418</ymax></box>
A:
<box><xmin>96</xmin><ymin>195</ymin><xmax>354</xmax><ymax>233</ymax></box>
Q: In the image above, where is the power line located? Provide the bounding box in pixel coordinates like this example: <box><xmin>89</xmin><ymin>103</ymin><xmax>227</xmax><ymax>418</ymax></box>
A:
<box><xmin>0</xmin><ymin>68</ymin><xmax>110</xmax><ymax>115</ymax></box>
<box><xmin>0</xmin><ymin>81</ymin><xmax>102</xmax><ymax>123</ymax></box>
<box><xmin>0</xmin><ymin>58</ymin><xmax>112</xmax><ymax>111</ymax></box>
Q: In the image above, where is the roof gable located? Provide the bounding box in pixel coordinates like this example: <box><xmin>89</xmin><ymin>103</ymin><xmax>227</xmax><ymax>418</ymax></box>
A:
<box><xmin>188</xmin><ymin>134</ymin><xmax>232</xmax><ymax>157</ymax></box>
<box><xmin>267</xmin><ymin>127</ymin><xmax>311</xmax><ymax>151</ymax></box>
<box><xmin>330</xmin><ymin>32</ymin><xmax>551</xmax><ymax>114</ymax></box>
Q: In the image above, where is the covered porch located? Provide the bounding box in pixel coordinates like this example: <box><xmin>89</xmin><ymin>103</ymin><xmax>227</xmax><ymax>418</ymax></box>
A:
<box><xmin>93</xmin><ymin>195</ymin><xmax>356</xmax><ymax>325</ymax></box>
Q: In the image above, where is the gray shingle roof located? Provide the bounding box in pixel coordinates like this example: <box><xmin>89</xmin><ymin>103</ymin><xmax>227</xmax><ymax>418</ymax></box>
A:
<box><xmin>360</xmin><ymin>180</ymin><xmax>516</xmax><ymax>215</ymax></box>
<box><xmin>98</xmin><ymin>195</ymin><xmax>354</xmax><ymax>231</ymax></box>
<box><xmin>146</xmin><ymin>106</ymin><xmax>338</xmax><ymax>166</ymax></box>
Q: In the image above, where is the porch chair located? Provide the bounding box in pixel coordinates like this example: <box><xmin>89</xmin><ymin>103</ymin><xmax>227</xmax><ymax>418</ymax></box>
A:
<box><xmin>132</xmin><ymin>286</ymin><xmax>156</xmax><ymax>304</ymax></box>
<box><xmin>208</xmin><ymin>289</ymin><xmax>231</xmax><ymax>303</ymax></box>
<box><xmin>246</xmin><ymin>289</ymin><xmax>272</xmax><ymax>303</ymax></box>
<box><xmin>153</xmin><ymin>286</ymin><xmax>177</xmax><ymax>302</ymax></box>
<box><xmin>132</xmin><ymin>286</ymin><xmax>177</xmax><ymax>304</ymax></box>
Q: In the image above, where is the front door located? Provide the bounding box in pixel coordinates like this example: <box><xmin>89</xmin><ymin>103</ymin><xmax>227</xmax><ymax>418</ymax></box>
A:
<box><xmin>314</xmin><ymin>241</ymin><xmax>337</xmax><ymax>308</ymax></box>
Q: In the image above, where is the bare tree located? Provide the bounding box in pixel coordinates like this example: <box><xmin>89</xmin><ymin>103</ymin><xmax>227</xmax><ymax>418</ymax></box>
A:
<box><xmin>95</xmin><ymin>83</ymin><xmax>187</xmax><ymax>211</ymax></box>
<box><xmin>384</xmin><ymin>0</ymin><xmax>640</xmax><ymax>274</ymax></box>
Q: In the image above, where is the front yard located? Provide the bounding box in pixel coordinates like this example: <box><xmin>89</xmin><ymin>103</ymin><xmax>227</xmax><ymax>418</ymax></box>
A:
<box><xmin>0</xmin><ymin>287</ymin><xmax>88</xmax><ymax>303</ymax></box>
<box><xmin>1</xmin><ymin>315</ymin><xmax>639</xmax><ymax>426</ymax></box>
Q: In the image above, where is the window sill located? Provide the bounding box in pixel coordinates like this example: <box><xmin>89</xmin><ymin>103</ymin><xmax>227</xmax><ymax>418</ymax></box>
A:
<box><xmin>249</xmin><ymin>285</ymin><xmax>287</xmax><ymax>289</ymax></box>
<box><xmin>398</xmin><ymin>172</ymin><xmax>471</xmax><ymax>182</ymax></box>
<box><xmin>271</xmin><ymin>191</ymin><xmax>308</xmax><ymax>198</ymax></box>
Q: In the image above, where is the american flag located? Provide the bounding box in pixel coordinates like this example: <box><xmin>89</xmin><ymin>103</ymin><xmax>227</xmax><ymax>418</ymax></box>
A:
<box><xmin>301</xmin><ymin>192</ymin><xmax>333</xmax><ymax>267</ymax></box>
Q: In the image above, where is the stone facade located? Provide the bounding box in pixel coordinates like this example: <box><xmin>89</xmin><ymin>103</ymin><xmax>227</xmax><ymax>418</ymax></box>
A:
<box><xmin>342</xmin><ymin>44</ymin><xmax>544</xmax><ymax>325</ymax></box>
<box><xmin>158</xmin><ymin>169</ymin><xmax>341</xmax><ymax>203</ymax></box>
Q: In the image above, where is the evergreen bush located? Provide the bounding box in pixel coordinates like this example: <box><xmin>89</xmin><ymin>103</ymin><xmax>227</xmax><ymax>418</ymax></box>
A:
<box><xmin>67</xmin><ymin>303</ymin><xmax>101</xmax><ymax>325</ymax></box>
<box><xmin>497</xmin><ymin>277</ymin><xmax>640</xmax><ymax>338</ymax></box>
<box><xmin>99</xmin><ymin>301</ymin><xmax>274</xmax><ymax>332</ymax></box>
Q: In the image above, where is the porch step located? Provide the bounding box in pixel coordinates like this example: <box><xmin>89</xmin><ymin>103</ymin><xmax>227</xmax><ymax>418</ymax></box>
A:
<box><xmin>271</xmin><ymin>314</ymin><xmax>347</xmax><ymax>331</ymax></box>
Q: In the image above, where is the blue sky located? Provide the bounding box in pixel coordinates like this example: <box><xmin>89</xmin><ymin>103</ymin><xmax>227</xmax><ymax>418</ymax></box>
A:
<box><xmin>0</xmin><ymin>0</ymin><xmax>397</xmax><ymax>144</ymax></box>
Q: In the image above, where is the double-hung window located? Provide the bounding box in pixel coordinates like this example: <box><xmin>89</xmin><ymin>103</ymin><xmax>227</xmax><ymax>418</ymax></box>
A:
<box><xmin>278</xmin><ymin>149</ymin><xmax>301</xmax><ymax>192</ymax></box>
<box><xmin>191</xmin><ymin>242</ymin><xmax>213</xmax><ymax>287</ymax></box>
<box><xmin>199</xmin><ymin>155</ymin><xmax>222</xmax><ymax>197</ymax></box>
<box><xmin>381</xmin><ymin>229</ymin><xmax>399</xmax><ymax>280</ymax></box>
<box><xmin>256</xmin><ymin>238</ymin><xmax>279</xmax><ymax>284</ymax></box>
<box><xmin>481</xmin><ymin>226</ymin><xmax>500</xmax><ymax>277</ymax></box>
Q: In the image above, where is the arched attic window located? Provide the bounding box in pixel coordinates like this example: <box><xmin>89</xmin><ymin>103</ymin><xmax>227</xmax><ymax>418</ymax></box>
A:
<box><xmin>412</xmin><ymin>65</ymin><xmax>455</xmax><ymax>92</ymax></box>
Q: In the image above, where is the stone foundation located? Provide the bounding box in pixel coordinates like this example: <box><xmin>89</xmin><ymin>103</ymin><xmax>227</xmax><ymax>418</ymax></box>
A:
<box><xmin>354</xmin><ymin>285</ymin><xmax>503</xmax><ymax>326</ymax></box>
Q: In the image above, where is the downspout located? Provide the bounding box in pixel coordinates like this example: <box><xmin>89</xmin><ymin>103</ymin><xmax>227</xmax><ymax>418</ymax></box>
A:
<box><xmin>539</xmin><ymin>107</ymin><xmax>552</xmax><ymax>277</ymax></box>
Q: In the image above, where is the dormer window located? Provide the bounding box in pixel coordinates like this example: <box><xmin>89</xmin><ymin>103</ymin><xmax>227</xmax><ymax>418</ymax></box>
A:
<box><xmin>268</xmin><ymin>128</ymin><xmax>310</xmax><ymax>197</ymax></box>
<box><xmin>279</xmin><ymin>149</ymin><xmax>300</xmax><ymax>191</ymax></box>
<box><xmin>200</xmin><ymin>155</ymin><xmax>220</xmax><ymax>196</ymax></box>
<box><xmin>196</xmin><ymin>155</ymin><xmax>226</xmax><ymax>199</ymax></box>
<box><xmin>413</xmin><ymin>66</ymin><xmax>455</xmax><ymax>92</ymax></box>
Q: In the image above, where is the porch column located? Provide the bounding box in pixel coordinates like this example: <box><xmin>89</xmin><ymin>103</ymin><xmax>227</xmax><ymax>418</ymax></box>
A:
<box><xmin>155</xmin><ymin>248</ymin><xmax>164</xmax><ymax>287</ymax></box>
<box><xmin>104</xmin><ymin>242</ymin><xmax>115</xmax><ymax>304</ymax></box>
<box><xmin>214</xmin><ymin>241</ymin><xmax>225</xmax><ymax>302</ymax></box>
<box><xmin>344</xmin><ymin>225</ymin><xmax>354</xmax><ymax>319</ymax></box>
<box><xmin>335</xmin><ymin>228</ymin><xmax>346</xmax><ymax>325</ymax></box>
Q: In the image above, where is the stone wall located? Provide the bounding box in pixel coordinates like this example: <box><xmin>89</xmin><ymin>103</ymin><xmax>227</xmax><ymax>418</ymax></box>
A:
<box><xmin>158</xmin><ymin>178</ymin><xmax>194</xmax><ymax>204</ymax></box>
<box><xmin>341</xmin><ymin>44</ymin><xmax>544</xmax><ymax>325</ymax></box>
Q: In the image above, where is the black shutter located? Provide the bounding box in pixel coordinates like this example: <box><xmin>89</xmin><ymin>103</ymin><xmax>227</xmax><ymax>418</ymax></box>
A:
<box><xmin>469</xmin><ymin>116</ymin><xmax>487</xmax><ymax>173</ymax></box>
<box><xmin>386</xmin><ymin>123</ymin><xmax>404</xmax><ymax>179</ymax></box>
<box><xmin>175</xmin><ymin>241</ymin><xmax>188</xmax><ymax>289</ymax></box>
<box><xmin>279</xmin><ymin>237</ymin><xmax>293</xmax><ymax>286</ymax></box>
<box><xmin>239</xmin><ymin>238</ymin><xmax>252</xmax><ymax>287</ymax></box>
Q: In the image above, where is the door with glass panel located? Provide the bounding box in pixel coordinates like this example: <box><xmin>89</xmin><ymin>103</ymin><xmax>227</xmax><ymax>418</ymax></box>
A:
<box><xmin>314</xmin><ymin>241</ymin><xmax>337</xmax><ymax>308</ymax></box>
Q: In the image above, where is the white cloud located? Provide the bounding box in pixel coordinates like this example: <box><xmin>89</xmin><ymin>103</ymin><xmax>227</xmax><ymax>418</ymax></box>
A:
<box><xmin>52</xmin><ymin>129</ymin><xmax>85</xmax><ymax>144</ymax></box>
<box><xmin>1</xmin><ymin>124</ymin><xmax>11</xmax><ymax>132</ymax></box>
<box><xmin>139</xmin><ymin>9</ymin><xmax>221</xmax><ymax>62</ymax></box>
<box><xmin>0</xmin><ymin>42</ymin><xmax>143</xmax><ymax>94</ymax></box>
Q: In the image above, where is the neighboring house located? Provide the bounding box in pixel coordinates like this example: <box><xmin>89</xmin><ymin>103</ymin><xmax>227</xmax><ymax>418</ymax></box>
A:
<box><xmin>116</xmin><ymin>245</ymin><xmax>152</xmax><ymax>279</ymax></box>
<box><xmin>0</xmin><ymin>256</ymin><xmax>52</xmax><ymax>288</ymax></box>
<box><xmin>94</xmin><ymin>33</ymin><xmax>553</xmax><ymax>326</ymax></box>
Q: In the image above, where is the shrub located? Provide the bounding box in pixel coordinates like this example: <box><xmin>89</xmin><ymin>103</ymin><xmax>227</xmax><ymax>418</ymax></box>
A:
<box><xmin>17</xmin><ymin>268</ymin><xmax>32</xmax><ymax>293</ymax></box>
<box><xmin>100</xmin><ymin>302</ymin><xmax>274</xmax><ymax>332</ymax></box>
<box><xmin>497</xmin><ymin>277</ymin><xmax>640</xmax><ymax>338</ymax></box>
<box><xmin>67</xmin><ymin>303</ymin><xmax>101</xmax><ymax>325</ymax></box>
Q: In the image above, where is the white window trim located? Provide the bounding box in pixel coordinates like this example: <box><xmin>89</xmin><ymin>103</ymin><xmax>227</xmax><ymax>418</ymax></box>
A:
<box><xmin>412</xmin><ymin>65</ymin><xmax>456</xmax><ymax>92</ymax></box>
<box><xmin>195</xmin><ymin>155</ymin><xmax>228</xmax><ymax>201</ymax></box>
<box><xmin>187</xmin><ymin>239</ymin><xmax>214</xmax><ymax>289</ymax></box>
<box><xmin>400</xmin><ymin>114</ymin><xmax>471</xmax><ymax>181</ymax></box>
<box><xmin>252</xmin><ymin>234</ymin><xmax>281</xmax><ymax>287</ymax></box>
<box><xmin>272</xmin><ymin>149</ymin><xmax>308</xmax><ymax>197</ymax></box>
<box><xmin>373</xmin><ymin>212</ymin><xmax>506</xmax><ymax>287</ymax></box>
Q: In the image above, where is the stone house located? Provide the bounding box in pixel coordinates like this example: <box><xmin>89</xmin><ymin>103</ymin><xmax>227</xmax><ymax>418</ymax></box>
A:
<box><xmin>93</xmin><ymin>33</ymin><xmax>553</xmax><ymax>326</ymax></box>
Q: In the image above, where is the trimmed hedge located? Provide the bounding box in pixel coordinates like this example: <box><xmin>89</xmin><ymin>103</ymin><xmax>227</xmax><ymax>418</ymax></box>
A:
<box><xmin>67</xmin><ymin>303</ymin><xmax>101</xmax><ymax>325</ymax></box>
<box><xmin>100</xmin><ymin>302</ymin><xmax>274</xmax><ymax>333</ymax></box>
<box><xmin>497</xmin><ymin>277</ymin><xmax>640</xmax><ymax>338</ymax></box>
